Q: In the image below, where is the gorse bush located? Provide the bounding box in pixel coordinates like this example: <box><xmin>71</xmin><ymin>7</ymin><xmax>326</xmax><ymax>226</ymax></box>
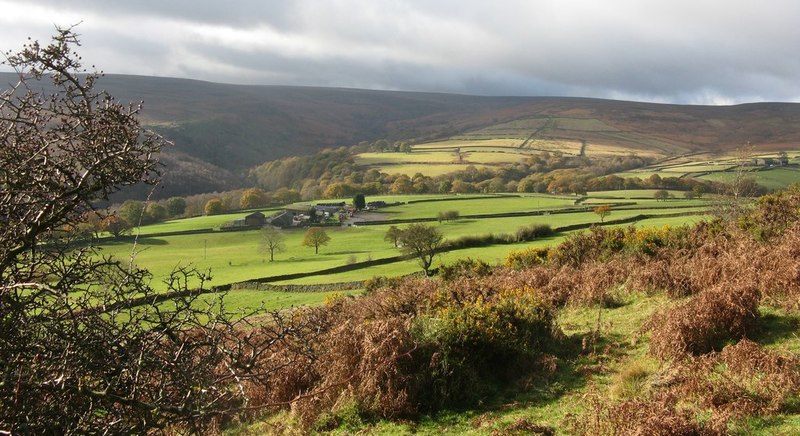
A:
<box><xmin>438</xmin><ymin>257</ymin><xmax>493</xmax><ymax>281</ymax></box>
<box><xmin>411</xmin><ymin>287</ymin><xmax>557</xmax><ymax>409</ymax></box>
<box><xmin>505</xmin><ymin>246</ymin><xmax>550</xmax><ymax>269</ymax></box>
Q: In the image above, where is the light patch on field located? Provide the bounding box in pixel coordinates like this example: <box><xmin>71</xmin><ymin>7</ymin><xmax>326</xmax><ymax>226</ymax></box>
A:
<box><xmin>354</xmin><ymin>151</ymin><xmax>458</xmax><ymax>165</ymax></box>
<box><xmin>376</xmin><ymin>163</ymin><xmax>492</xmax><ymax>177</ymax></box>
<box><xmin>525</xmin><ymin>139</ymin><xmax>583</xmax><ymax>154</ymax></box>
<box><xmin>412</xmin><ymin>138</ymin><xmax>524</xmax><ymax>150</ymax></box>
<box><xmin>461</xmin><ymin>151</ymin><xmax>529</xmax><ymax>164</ymax></box>
<box><xmin>549</xmin><ymin>117</ymin><xmax>618</xmax><ymax>132</ymax></box>
<box><xmin>584</xmin><ymin>142</ymin><xmax>663</xmax><ymax>157</ymax></box>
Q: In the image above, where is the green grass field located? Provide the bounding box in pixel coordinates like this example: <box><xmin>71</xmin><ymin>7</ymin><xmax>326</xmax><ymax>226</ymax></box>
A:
<box><xmin>699</xmin><ymin>167</ymin><xmax>800</xmax><ymax>191</ymax></box>
<box><xmin>97</xmin><ymin>192</ymin><xmax>710</xmax><ymax>296</ymax></box>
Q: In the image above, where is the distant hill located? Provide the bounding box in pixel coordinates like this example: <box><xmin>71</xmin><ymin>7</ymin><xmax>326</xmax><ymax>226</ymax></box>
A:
<box><xmin>6</xmin><ymin>72</ymin><xmax>800</xmax><ymax>197</ymax></box>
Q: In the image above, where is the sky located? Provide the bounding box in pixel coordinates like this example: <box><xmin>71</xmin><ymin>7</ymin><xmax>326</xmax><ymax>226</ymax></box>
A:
<box><xmin>1</xmin><ymin>0</ymin><xmax>799</xmax><ymax>104</ymax></box>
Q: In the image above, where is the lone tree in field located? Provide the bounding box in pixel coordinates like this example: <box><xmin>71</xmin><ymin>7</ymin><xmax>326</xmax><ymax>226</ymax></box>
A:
<box><xmin>0</xmin><ymin>29</ymin><xmax>314</xmax><ymax>434</ymax></box>
<box><xmin>594</xmin><ymin>204</ymin><xmax>611</xmax><ymax>223</ymax></box>
<box><xmin>384</xmin><ymin>225</ymin><xmax>403</xmax><ymax>247</ymax></box>
<box><xmin>398</xmin><ymin>223</ymin><xmax>444</xmax><ymax>276</ymax></box>
<box><xmin>353</xmin><ymin>193</ymin><xmax>366</xmax><ymax>210</ymax></box>
<box><xmin>259</xmin><ymin>226</ymin><xmax>286</xmax><ymax>261</ymax></box>
<box><xmin>303</xmin><ymin>227</ymin><xmax>331</xmax><ymax>254</ymax></box>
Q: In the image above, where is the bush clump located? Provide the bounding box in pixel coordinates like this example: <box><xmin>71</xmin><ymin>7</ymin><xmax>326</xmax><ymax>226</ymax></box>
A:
<box><xmin>515</xmin><ymin>223</ymin><xmax>554</xmax><ymax>242</ymax></box>
<box><xmin>411</xmin><ymin>287</ymin><xmax>558</xmax><ymax>409</ymax></box>
<box><xmin>438</xmin><ymin>257</ymin><xmax>493</xmax><ymax>281</ymax></box>
<box><xmin>647</xmin><ymin>283</ymin><xmax>761</xmax><ymax>360</ymax></box>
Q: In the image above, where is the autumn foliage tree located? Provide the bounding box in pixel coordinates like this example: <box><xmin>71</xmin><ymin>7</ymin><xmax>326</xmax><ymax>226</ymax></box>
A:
<box><xmin>302</xmin><ymin>227</ymin><xmax>331</xmax><ymax>254</ymax></box>
<box><xmin>204</xmin><ymin>198</ymin><xmax>225</xmax><ymax>215</ymax></box>
<box><xmin>594</xmin><ymin>204</ymin><xmax>611</xmax><ymax>222</ymax></box>
<box><xmin>101</xmin><ymin>214</ymin><xmax>131</xmax><ymax>238</ymax></box>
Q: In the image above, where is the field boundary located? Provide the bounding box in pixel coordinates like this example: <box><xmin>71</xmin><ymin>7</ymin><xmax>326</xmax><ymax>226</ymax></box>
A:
<box><xmin>103</xmin><ymin>209</ymin><xmax>708</xmax><ymax>310</ymax></box>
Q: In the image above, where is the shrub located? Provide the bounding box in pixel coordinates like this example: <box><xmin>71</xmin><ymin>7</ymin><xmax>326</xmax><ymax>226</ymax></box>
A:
<box><xmin>505</xmin><ymin>247</ymin><xmax>550</xmax><ymax>269</ymax></box>
<box><xmin>438</xmin><ymin>258</ymin><xmax>493</xmax><ymax>281</ymax></box>
<box><xmin>647</xmin><ymin>283</ymin><xmax>761</xmax><ymax>360</ymax></box>
<box><xmin>573</xmin><ymin>341</ymin><xmax>800</xmax><ymax>434</ymax></box>
<box><xmin>549</xmin><ymin>226</ymin><xmax>628</xmax><ymax>267</ymax></box>
<box><xmin>515</xmin><ymin>223</ymin><xmax>554</xmax><ymax>242</ymax></box>
<box><xmin>411</xmin><ymin>287</ymin><xmax>558</xmax><ymax>409</ymax></box>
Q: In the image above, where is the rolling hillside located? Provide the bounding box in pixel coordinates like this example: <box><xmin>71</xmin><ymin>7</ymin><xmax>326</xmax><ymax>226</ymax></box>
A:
<box><xmin>7</xmin><ymin>72</ymin><xmax>800</xmax><ymax>197</ymax></box>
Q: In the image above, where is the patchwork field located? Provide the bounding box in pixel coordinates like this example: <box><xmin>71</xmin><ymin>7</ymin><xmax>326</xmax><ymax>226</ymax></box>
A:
<box><xmin>615</xmin><ymin>151</ymin><xmax>800</xmax><ymax>191</ymax></box>
<box><xmin>102</xmin><ymin>192</ymin><xmax>713</xmax><ymax>301</ymax></box>
<box><xmin>354</xmin><ymin>115</ymin><xmax>709</xmax><ymax>177</ymax></box>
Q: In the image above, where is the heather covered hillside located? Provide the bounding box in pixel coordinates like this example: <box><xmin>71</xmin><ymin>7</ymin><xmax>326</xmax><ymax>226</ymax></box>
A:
<box><xmin>223</xmin><ymin>188</ymin><xmax>800</xmax><ymax>434</ymax></box>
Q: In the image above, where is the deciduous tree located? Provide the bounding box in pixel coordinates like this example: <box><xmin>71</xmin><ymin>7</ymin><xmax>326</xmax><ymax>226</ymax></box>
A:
<box><xmin>594</xmin><ymin>205</ymin><xmax>611</xmax><ymax>223</ymax></box>
<box><xmin>204</xmin><ymin>198</ymin><xmax>225</xmax><ymax>215</ymax></box>
<box><xmin>384</xmin><ymin>225</ymin><xmax>403</xmax><ymax>247</ymax></box>
<box><xmin>101</xmin><ymin>214</ymin><xmax>131</xmax><ymax>238</ymax></box>
<box><xmin>0</xmin><ymin>29</ymin><xmax>313</xmax><ymax>434</ymax></box>
<box><xmin>165</xmin><ymin>196</ymin><xmax>187</xmax><ymax>216</ymax></box>
<box><xmin>398</xmin><ymin>223</ymin><xmax>444</xmax><ymax>276</ymax></box>
<box><xmin>259</xmin><ymin>226</ymin><xmax>286</xmax><ymax>261</ymax></box>
<box><xmin>302</xmin><ymin>227</ymin><xmax>331</xmax><ymax>254</ymax></box>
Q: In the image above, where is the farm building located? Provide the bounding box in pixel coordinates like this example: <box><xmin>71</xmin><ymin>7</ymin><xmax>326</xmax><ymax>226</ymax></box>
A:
<box><xmin>267</xmin><ymin>211</ymin><xmax>295</xmax><ymax>228</ymax></box>
<box><xmin>244</xmin><ymin>211</ymin><xmax>265</xmax><ymax>226</ymax></box>
<box><xmin>229</xmin><ymin>211</ymin><xmax>267</xmax><ymax>228</ymax></box>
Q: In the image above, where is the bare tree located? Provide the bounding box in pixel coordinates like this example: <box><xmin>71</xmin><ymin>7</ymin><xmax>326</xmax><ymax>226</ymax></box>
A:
<box><xmin>0</xmin><ymin>29</ymin><xmax>316</xmax><ymax>434</ymax></box>
<box><xmin>714</xmin><ymin>144</ymin><xmax>762</xmax><ymax>220</ymax></box>
<box><xmin>259</xmin><ymin>226</ymin><xmax>286</xmax><ymax>261</ymax></box>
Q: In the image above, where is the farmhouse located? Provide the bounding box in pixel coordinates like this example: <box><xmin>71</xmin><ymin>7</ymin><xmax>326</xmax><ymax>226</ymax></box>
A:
<box><xmin>315</xmin><ymin>202</ymin><xmax>345</xmax><ymax>214</ymax></box>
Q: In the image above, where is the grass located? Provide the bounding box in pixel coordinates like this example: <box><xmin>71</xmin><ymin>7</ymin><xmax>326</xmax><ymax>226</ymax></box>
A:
<box><xmin>377</xmin><ymin>195</ymin><xmax>577</xmax><ymax>219</ymax></box>
<box><xmin>354</xmin><ymin>151</ymin><xmax>459</xmax><ymax>165</ymax></box>
<box><xmin>413</xmin><ymin>138</ymin><xmax>525</xmax><ymax>150</ymax></box>
<box><xmin>375</xmin><ymin>163</ymin><xmax>494</xmax><ymax>177</ymax></box>
<box><xmin>699</xmin><ymin>167</ymin><xmax>800</xmax><ymax>191</ymax></box>
<box><xmin>95</xmin><ymin>194</ymin><xmax>712</xmax><ymax>294</ymax></box>
<box><xmin>129</xmin><ymin>208</ymin><xmax>282</xmax><ymax>235</ymax></box>
<box><xmin>202</xmin><ymin>288</ymin><xmax>362</xmax><ymax>312</ymax></box>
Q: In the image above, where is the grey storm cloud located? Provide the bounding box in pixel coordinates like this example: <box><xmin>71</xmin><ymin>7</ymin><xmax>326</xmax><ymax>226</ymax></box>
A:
<box><xmin>2</xmin><ymin>0</ymin><xmax>800</xmax><ymax>104</ymax></box>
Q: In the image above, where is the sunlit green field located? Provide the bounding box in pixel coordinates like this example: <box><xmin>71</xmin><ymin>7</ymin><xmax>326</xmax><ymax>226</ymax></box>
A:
<box><xmin>97</xmin><ymin>192</ymin><xmax>710</xmax><ymax>296</ymax></box>
<box><xmin>699</xmin><ymin>167</ymin><xmax>800</xmax><ymax>191</ymax></box>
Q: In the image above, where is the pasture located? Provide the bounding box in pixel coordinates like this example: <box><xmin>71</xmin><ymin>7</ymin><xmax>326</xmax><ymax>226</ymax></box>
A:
<box><xmin>615</xmin><ymin>151</ymin><xmax>800</xmax><ymax>191</ymax></box>
<box><xmin>97</xmin><ymin>192</ymin><xmax>712</xmax><ymax>301</ymax></box>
